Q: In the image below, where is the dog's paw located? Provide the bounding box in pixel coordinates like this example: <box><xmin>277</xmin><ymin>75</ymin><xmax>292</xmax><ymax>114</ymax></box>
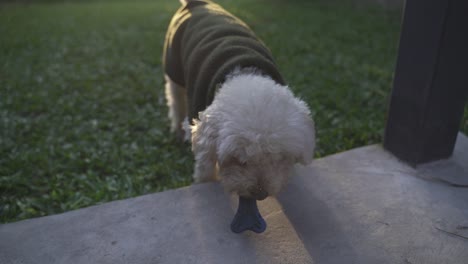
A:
<box><xmin>193</xmin><ymin>166</ymin><xmax>217</xmax><ymax>183</ymax></box>
<box><xmin>192</xmin><ymin>173</ymin><xmax>216</xmax><ymax>184</ymax></box>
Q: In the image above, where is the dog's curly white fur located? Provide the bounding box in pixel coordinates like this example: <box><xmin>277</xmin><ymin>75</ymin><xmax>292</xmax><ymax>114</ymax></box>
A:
<box><xmin>165</xmin><ymin>0</ymin><xmax>315</xmax><ymax>200</ymax></box>
<box><xmin>165</xmin><ymin>69</ymin><xmax>315</xmax><ymax>199</ymax></box>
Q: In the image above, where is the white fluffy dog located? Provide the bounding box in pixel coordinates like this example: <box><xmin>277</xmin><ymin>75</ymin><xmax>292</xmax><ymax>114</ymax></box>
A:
<box><xmin>164</xmin><ymin>0</ymin><xmax>315</xmax><ymax>200</ymax></box>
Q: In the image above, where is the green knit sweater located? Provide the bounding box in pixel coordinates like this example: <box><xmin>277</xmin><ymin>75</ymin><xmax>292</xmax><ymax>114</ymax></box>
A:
<box><xmin>163</xmin><ymin>0</ymin><xmax>285</xmax><ymax>122</ymax></box>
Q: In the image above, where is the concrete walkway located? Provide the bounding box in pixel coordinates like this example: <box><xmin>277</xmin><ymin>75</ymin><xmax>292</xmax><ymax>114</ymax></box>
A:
<box><xmin>1</xmin><ymin>133</ymin><xmax>467</xmax><ymax>264</ymax></box>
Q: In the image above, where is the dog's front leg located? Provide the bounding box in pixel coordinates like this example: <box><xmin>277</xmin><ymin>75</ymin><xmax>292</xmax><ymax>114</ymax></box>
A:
<box><xmin>191</xmin><ymin>116</ymin><xmax>218</xmax><ymax>183</ymax></box>
<box><xmin>164</xmin><ymin>75</ymin><xmax>187</xmax><ymax>141</ymax></box>
<box><xmin>193</xmin><ymin>150</ymin><xmax>217</xmax><ymax>183</ymax></box>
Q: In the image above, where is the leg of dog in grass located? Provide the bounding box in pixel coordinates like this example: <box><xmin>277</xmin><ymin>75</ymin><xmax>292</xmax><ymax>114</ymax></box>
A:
<box><xmin>164</xmin><ymin>74</ymin><xmax>188</xmax><ymax>141</ymax></box>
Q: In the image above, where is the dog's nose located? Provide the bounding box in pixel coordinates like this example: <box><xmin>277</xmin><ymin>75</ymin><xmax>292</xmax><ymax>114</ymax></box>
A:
<box><xmin>250</xmin><ymin>186</ymin><xmax>268</xmax><ymax>201</ymax></box>
<box><xmin>255</xmin><ymin>191</ymin><xmax>268</xmax><ymax>201</ymax></box>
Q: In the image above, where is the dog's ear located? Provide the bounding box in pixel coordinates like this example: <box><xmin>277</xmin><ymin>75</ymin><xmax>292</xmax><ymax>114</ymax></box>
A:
<box><xmin>217</xmin><ymin>136</ymin><xmax>250</xmax><ymax>166</ymax></box>
<box><xmin>296</xmin><ymin>115</ymin><xmax>315</xmax><ymax>165</ymax></box>
<box><xmin>290</xmin><ymin>98</ymin><xmax>315</xmax><ymax>165</ymax></box>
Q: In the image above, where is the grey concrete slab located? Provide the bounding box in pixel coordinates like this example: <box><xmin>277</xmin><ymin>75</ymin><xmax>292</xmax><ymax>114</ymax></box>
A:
<box><xmin>1</xmin><ymin>133</ymin><xmax>467</xmax><ymax>264</ymax></box>
<box><xmin>279</xmin><ymin>132</ymin><xmax>468</xmax><ymax>264</ymax></box>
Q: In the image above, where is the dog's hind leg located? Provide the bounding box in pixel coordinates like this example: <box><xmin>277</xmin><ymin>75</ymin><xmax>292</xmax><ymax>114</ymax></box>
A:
<box><xmin>164</xmin><ymin>75</ymin><xmax>188</xmax><ymax>141</ymax></box>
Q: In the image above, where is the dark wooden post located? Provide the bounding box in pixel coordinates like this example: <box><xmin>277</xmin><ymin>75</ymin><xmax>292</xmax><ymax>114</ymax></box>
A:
<box><xmin>384</xmin><ymin>0</ymin><xmax>468</xmax><ymax>165</ymax></box>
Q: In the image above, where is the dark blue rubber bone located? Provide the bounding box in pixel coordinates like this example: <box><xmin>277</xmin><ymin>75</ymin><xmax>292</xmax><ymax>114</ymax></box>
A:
<box><xmin>230</xmin><ymin>196</ymin><xmax>266</xmax><ymax>233</ymax></box>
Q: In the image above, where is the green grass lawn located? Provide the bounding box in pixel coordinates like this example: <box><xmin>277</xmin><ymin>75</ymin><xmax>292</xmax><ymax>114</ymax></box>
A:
<box><xmin>1</xmin><ymin>0</ymin><xmax>466</xmax><ymax>223</ymax></box>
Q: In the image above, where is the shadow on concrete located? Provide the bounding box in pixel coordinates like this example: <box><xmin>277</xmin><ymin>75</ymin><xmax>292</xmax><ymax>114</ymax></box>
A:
<box><xmin>276</xmin><ymin>133</ymin><xmax>468</xmax><ymax>264</ymax></box>
<box><xmin>278</xmin><ymin>168</ymin><xmax>359</xmax><ymax>264</ymax></box>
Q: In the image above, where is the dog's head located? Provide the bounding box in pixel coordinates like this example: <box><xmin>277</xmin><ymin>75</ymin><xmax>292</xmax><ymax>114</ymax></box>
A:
<box><xmin>217</xmin><ymin>150</ymin><xmax>296</xmax><ymax>200</ymax></box>
<box><xmin>204</xmin><ymin>73</ymin><xmax>316</xmax><ymax>200</ymax></box>
<box><xmin>215</xmin><ymin>115</ymin><xmax>315</xmax><ymax>199</ymax></box>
